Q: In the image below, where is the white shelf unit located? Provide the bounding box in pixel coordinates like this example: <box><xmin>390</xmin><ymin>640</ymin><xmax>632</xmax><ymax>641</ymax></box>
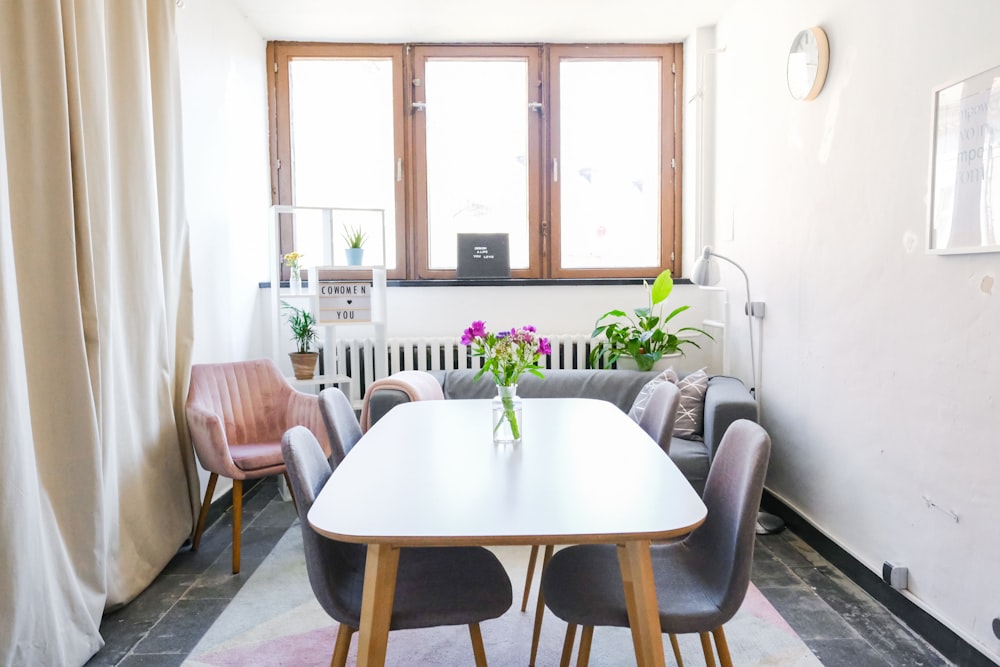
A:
<box><xmin>269</xmin><ymin>205</ymin><xmax>388</xmax><ymax>404</ymax></box>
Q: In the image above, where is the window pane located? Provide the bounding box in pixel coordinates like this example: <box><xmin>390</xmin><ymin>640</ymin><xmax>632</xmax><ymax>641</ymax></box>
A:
<box><xmin>559</xmin><ymin>60</ymin><xmax>661</xmax><ymax>269</ymax></box>
<box><xmin>424</xmin><ymin>59</ymin><xmax>530</xmax><ymax>269</ymax></box>
<box><xmin>289</xmin><ymin>59</ymin><xmax>396</xmax><ymax>268</ymax></box>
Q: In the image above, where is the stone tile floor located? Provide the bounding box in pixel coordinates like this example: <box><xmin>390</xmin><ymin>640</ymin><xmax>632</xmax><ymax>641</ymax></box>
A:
<box><xmin>87</xmin><ymin>478</ymin><xmax>952</xmax><ymax>666</ymax></box>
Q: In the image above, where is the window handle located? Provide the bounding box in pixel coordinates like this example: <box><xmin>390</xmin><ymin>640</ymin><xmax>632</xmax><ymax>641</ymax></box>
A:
<box><xmin>528</xmin><ymin>102</ymin><xmax>543</xmax><ymax>113</ymax></box>
<box><xmin>552</xmin><ymin>158</ymin><xmax>559</xmax><ymax>183</ymax></box>
<box><xmin>396</xmin><ymin>158</ymin><xmax>402</xmax><ymax>182</ymax></box>
<box><xmin>411</xmin><ymin>101</ymin><xmax>427</xmax><ymax>111</ymax></box>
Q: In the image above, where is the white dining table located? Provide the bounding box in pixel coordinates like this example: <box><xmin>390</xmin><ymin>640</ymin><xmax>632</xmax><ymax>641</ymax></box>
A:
<box><xmin>308</xmin><ymin>397</ymin><xmax>707</xmax><ymax>666</ymax></box>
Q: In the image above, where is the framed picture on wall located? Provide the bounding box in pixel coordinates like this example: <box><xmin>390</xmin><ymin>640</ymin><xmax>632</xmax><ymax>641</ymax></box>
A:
<box><xmin>927</xmin><ymin>63</ymin><xmax>1000</xmax><ymax>254</ymax></box>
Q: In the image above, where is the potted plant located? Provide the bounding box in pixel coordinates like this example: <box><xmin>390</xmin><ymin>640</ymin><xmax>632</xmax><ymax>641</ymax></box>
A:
<box><xmin>589</xmin><ymin>269</ymin><xmax>712</xmax><ymax>372</ymax></box>
<box><xmin>342</xmin><ymin>224</ymin><xmax>368</xmax><ymax>266</ymax></box>
<box><xmin>282</xmin><ymin>301</ymin><xmax>319</xmax><ymax>379</ymax></box>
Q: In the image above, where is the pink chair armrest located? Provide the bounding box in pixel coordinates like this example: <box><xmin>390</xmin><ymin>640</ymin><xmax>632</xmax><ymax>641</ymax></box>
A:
<box><xmin>284</xmin><ymin>388</ymin><xmax>333</xmax><ymax>459</ymax></box>
<box><xmin>186</xmin><ymin>405</ymin><xmax>243</xmax><ymax>478</ymax></box>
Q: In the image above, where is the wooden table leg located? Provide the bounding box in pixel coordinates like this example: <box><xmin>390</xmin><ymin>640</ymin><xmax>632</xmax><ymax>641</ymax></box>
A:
<box><xmin>529</xmin><ymin>544</ymin><xmax>555</xmax><ymax>666</ymax></box>
<box><xmin>356</xmin><ymin>543</ymin><xmax>400</xmax><ymax>667</ymax></box>
<box><xmin>618</xmin><ymin>540</ymin><xmax>665</xmax><ymax>667</ymax></box>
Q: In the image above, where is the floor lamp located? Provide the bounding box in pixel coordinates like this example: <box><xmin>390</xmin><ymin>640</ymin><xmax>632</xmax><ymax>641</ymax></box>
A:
<box><xmin>691</xmin><ymin>246</ymin><xmax>784</xmax><ymax>534</ymax></box>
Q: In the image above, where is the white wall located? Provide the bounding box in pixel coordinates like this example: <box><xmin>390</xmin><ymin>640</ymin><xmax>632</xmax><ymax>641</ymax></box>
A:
<box><xmin>176</xmin><ymin>0</ymin><xmax>271</xmax><ymax>499</ymax></box>
<box><xmin>713</xmin><ymin>0</ymin><xmax>1000</xmax><ymax>659</ymax></box>
<box><xmin>177</xmin><ymin>0</ymin><xmax>271</xmax><ymax>365</ymax></box>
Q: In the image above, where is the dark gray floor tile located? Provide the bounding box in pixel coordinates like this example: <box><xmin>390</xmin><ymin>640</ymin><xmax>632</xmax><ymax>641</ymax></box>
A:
<box><xmin>807</xmin><ymin>637</ymin><xmax>893</xmax><ymax>667</ymax></box>
<box><xmin>760</xmin><ymin>584</ymin><xmax>859</xmax><ymax>641</ymax></box>
<box><xmin>85</xmin><ymin>634</ymin><xmax>134</xmax><ymax>667</ymax></box>
<box><xmin>130</xmin><ymin>599</ymin><xmax>230</xmax><ymax>655</ymax></box>
<box><xmin>249</xmin><ymin>497</ymin><xmax>297</xmax><ymax>528</ymax></box>
<box><xmin>797</xmin><ymin>566</ymin><xmax>951</xmax><ymax>666</ymax></box>
<box><xmin>116</xmin><ymin>653</ymin><xmax>188</xmax><ymax>667</ymax></box>
<box><xmin>751</xmin><ymin>544</ymin><xmax>800</xmax><ymax>588</ymax></box>
<box><xmin>161</xmin><ymin>523</ymin><xmax>233</xmax><ymax>576</ymax></box>
<box><xmin>759</xmin><ymin>530</ymin><xmax>829</xmax><ymax>570</ymax></box>
<box><xmin>104</xmin><ymin>574</ymin><xmax>195</xmax><ymax>628</ymax></box>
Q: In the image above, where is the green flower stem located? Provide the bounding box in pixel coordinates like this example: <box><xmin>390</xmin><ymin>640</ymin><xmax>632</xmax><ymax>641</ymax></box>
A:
<box><xmin>495</xmin><ymin>394</ymin><xmax>521</xmax><ymax>440</ymax></box>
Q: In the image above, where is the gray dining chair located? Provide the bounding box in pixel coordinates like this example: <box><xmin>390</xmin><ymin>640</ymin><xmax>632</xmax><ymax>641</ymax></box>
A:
<box><xmin>524</xmin><ymin>380</ymin><xmax>682</xmax><ymax>666</ymax></box>
<box><xmin>317</xmin><ymin>387</ymin><xmax>363</xmax><ymax>466</ymax></box>
<box><xmin>635</xmin><ymin>379</ymin><xmax>682</xmax><ymax>454</ymax></box>
<box><xmin>281</xmin><ymin>425</ymin><xmax>513</xmax><ymax>667</ymax></box>
<box><xmin>540</xmin><ymin>419</ymin><xmax>771</xmax><ymax>667</ymax></box>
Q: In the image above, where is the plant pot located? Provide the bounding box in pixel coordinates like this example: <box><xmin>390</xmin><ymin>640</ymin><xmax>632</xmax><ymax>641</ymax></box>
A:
<box><xmin>615</xmin><ymin>353</ymin><xmax>681</xmax><ymax>372</ymax></box>
<box><xmin>345</xmin><ymin>247</ymin><xmax>364</xmax><ymax>266</ymax></box>
<box><xmin>289</xmin><ymin>352</ymin><xmax>319</xmax><ymax>380</ymax></box>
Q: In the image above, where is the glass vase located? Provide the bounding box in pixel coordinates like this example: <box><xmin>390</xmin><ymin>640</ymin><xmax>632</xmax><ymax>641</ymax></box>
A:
<box><xmin>492</xmin><ymin>384</ymin><xmax>522</xmax><ymax>445</ymax></box>
<box><xmin>290</xmin><ymin>267</ymin><xmax>302</xmax><ymax>294</ymax></box>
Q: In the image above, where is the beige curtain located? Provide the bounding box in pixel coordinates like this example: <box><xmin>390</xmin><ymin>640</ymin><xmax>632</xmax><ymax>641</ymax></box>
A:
<box><xmin>0</xmin><ymin>1</ymin><xmax>197</xmax><ymax>664</ymax></box>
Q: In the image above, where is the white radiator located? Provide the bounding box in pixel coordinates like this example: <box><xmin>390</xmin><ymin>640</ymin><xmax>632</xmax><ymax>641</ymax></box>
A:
<box><xmin>335</xmin><ymin>334</ymin><xmax>594</xmax><ymax>404</ymax></box>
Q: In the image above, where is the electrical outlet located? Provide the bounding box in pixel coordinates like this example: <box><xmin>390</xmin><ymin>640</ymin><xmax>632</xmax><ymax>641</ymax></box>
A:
<box><xmin>882</xmin><ymin>561</ymin><xmax>908</xmax><ymax>590</ymax></box>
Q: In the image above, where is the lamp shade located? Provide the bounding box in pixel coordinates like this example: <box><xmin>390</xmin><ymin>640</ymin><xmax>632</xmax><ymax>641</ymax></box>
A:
<box><xmin>691</xmin><ymin>246</ymin><xmax>720</xmax><ymax>286</ymax></box>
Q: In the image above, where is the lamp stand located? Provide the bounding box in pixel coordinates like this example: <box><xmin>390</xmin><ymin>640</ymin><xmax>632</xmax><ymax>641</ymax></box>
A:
<box><xmin>693</xmin><ymin>247</ymin><xmax>784</xmax><ymax>535</ymax></box>
<box><xmin>756</xmin><ymin>511</ymin><xmax>785</xmax><ymax>535</ymax></box>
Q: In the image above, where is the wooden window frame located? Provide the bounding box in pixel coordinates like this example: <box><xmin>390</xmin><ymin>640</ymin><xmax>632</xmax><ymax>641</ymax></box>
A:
<box><xmin>409</xmin><ymin>45</ymin><xmax>543</xmax><ymax>280</ymax></box>
<box><xmin>267</xmin><ymin>42</ymin><xmax>682</xmax><ymax>281</ymax></box>
<box><xmin>548</xmin><ymin>44</ymin><xmax>682</xmax><ymax>279</ymax></box>
<box><xmin>268</xmin><ymin>42</ymin><xmax>408</xmax><ymax>280</ymax></box>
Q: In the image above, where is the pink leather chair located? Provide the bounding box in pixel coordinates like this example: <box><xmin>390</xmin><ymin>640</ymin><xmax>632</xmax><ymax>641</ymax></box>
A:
<box><xmin>186</xmin><ymin>358</ymin><xmax>331</xmax><ymax>573</ymax></box>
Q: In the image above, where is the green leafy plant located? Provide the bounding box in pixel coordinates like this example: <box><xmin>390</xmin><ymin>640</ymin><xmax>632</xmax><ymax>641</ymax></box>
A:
<box><xmin>282</xmin><ymin>301</ymin><xmax>317</xmax><ymax>353</ymax></box>
<box><xmin>341</xmin><ymin>224</ymin><xmax>368</xmax><ymax>249</ymax></box>
<box><xmin>589</xmin><ymin>269</ymin><xmax>713</xmax><ymax>372</ymax></box>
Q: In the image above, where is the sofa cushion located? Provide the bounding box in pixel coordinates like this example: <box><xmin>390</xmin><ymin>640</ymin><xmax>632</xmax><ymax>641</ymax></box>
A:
<box><xmin>627</xmin><ymin>367</ymin><xmax>679</xmax><ymax>423</ymax></box>
<box><xmin>432</xmin><ymin>368</ymin><xmax>655</xmax><ymax>414</ymax></box>
<box><xmin>674</xmin><ymin>368</ymin><xmax>709</xmax><ymax>440</ymax></box>
<box><xmin>668</xmin><ymin>436</ymin><xmax>710</xmax><ymax>496</ymax></box>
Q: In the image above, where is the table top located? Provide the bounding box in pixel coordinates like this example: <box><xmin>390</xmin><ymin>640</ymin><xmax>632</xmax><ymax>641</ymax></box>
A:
<box><xmin>308</xmin><ymin>398</ymin><xmax>707</xmax><ymax>546</ymax></box>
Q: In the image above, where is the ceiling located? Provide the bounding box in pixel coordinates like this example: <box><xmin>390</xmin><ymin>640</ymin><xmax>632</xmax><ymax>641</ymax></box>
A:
<box><xmin>228</xmin><ymin>0</ymin><xmax>734</xmax><ymax>43</ymax></box>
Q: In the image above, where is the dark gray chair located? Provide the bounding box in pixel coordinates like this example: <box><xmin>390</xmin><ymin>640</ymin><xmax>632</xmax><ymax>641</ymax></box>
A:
<box><xmin>540</xmin><ymin>419</ymin><xmax>771</xmax><ymax>667</ymax></box>
<box><xmin>524</xmin><ymin>380</ymin><xmax>682</xmax><ymax>666</ymax></box>
<box><xmin>281</xmin><ymin>425</ymin><xmax>513</xmax><ymax>667</ymax></box>
<box><xmin>317</xmin><ymin>387</ymin><xmax>363</xmax><ymax>466</ymax></box>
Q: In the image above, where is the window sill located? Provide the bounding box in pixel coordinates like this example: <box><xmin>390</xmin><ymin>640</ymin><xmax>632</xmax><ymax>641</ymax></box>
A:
<box><xmin>259</xmin><ymin>277</ymin><xmax>693</xmax><ymax>289</ymax></box>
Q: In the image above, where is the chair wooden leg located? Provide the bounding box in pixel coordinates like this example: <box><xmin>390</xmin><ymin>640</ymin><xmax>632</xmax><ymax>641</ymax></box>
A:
<box><xmin>522</xmin><ymin>545</ymin><xmax>540</xmax><ymax>611</ymax></box>
<box><xmin>529</xmin><ymin>544</ymin><xmax>555</xmax><ymax>666</ymax></box>
<box><xmin>283</xmin><ymin>472</ymin><xmax>298</xmax><ymax>513</ymax></box>
<box><xmin>231</xmin><ymin>479</ymin><xmax>242</xmax><ymax>574</ymax></box>
<box><xmin>699</xmin><ymin>632</ymin><xmax>717</xmax><ymax>667</ymax></box>
<box><xmin>669</xmin><ymin>633</ymin><xmax>684</xmax><ymax>667</ymax></box>
<box><xmin>191</xmin><ymin>473</ymin><xmax>218</xmax><ymax>551</ymax></box>
<box><xmin>559</xmin><ymin>624</ymin><xmax>577</xmax><ymax>667</ymax></box>
<box><xmin>711</xmin><ymin>626</ymin><xmax>733</xmax><ymax>667</ymax></box>
<box><xmin>576</xmin><ymin>626</ymin><xmax>594</xmax><ymax>667</ymax></box>
<box><xmin>469</xmin><ymin>623</ymin><xmax>487</xmax><ymax>667</ymax></box>
<box><xmin>330</xmin><ymin>623</ymin><xmax>354</xmax><ymax>667</ymax></box>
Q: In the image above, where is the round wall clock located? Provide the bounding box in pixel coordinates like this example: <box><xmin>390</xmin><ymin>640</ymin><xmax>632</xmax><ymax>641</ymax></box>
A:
<box><xmin>786</xmin><ymin>26</ymin><xmax>830</xmax><ymax>101</ymax></box>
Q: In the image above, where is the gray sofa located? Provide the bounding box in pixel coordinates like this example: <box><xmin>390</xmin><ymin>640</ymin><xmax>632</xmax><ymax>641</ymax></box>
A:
<box><xmin>364</xmin><ymin>368</ymin><xmax>758</xmax><ymax>495</ymax></box>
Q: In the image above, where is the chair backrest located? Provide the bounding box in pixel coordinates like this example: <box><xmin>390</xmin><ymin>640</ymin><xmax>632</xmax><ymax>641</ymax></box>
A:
<box><xmin>636</xmin><ymin>380</ymin><xmax>681</xmax><ymax>454</ymax></box>
<box><xmin>281</xmin><ymin>426</ymin><xmax>366</xmax><ymax>625</ymax></box>
<box><xmin>318</xmin><ymin>387</ymin><xmax>363</xmax><ymax>465</ymax></box>
<box><xmin>683</xmin><ymin>419</ymin><xmax>770</xmax><ymax>623</ymax></box>
<box><xmin>187</xmin><ymin>359</ymin><xmax>290</xmax><ymax>445</ymax></box>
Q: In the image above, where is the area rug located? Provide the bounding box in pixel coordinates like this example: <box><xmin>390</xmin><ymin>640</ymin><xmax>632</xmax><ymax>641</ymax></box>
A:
<box><xmin>186</xmin><ymin>524</ymin><xmax>822</xmax><ymax>666</ymax></box>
